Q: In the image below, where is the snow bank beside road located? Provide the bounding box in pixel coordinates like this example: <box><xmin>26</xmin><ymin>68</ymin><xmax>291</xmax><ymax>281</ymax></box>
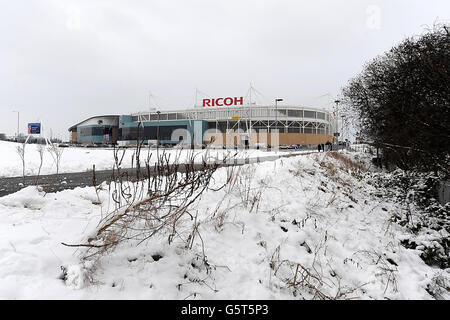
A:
<box><xmin>0</xmin><ymin>151</ymin><xmax>446</xmax><ymax>299</ymax></box>
<box><xmin>0</xmin><ymin>141</ymin><xmax>116</xmax><ymax>177</ymax></box>
<box><xmin>0</xmin><ymin>141</ymin><xmax>307</xmax><ymax>178</ymax></box>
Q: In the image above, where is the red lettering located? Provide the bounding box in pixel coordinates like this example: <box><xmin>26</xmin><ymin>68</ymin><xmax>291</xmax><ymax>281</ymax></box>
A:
<box><xmin>203</xmin><ymin>99</ymin><xmax>211</xmax><ymax>107</ymax></box>
<box><xmin>234</xmin><ymin>97</ymin><xmax>244</xmax><ymax>105</ymax></box>
<box><xmin>204</xmin><ymin>97</ymin><xmax>244</xmax><ymax>107</ymax></box>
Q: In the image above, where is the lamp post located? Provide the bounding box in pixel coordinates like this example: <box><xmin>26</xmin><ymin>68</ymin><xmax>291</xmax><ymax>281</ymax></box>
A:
<box><xmin>156</xmin><ymin>111</ymin><xmax>161</xmax><ymax>149</ymax></box>
<box><xmin>275</xmin><ymin>98</ymin><xmax>283</xmax><ymax>125</ymax></box>
<box><xmin>341</xmin><ymin>115</ymin><xmax>347</xmax><ymax>146</ymax></box>
<box><xmin>12</xmin><ymin>110</ymin><xmax>19</xmax><ymax>141</ymax></box>
<box><xmin>334</xmin><ymin>99</ymin><xmax>340</xmax><ymax>144</ymax></box>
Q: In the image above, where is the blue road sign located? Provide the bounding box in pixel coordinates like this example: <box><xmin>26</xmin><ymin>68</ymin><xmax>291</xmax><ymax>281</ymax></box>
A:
<box><xmin>28</xmin><ymin>123</ymin><xmax>41</xmax><ymax>134</ymax></box>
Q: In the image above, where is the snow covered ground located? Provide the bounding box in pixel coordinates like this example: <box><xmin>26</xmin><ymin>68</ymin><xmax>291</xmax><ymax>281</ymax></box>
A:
<box><xmin>1</xmin><ymin>149</ymin><xmax>447</xmax><ymax>299</ymax></box>
<box><xmin>0</xmin><ymin>140</ymin><xmax>311</xmax><ymax>177</ymax></box>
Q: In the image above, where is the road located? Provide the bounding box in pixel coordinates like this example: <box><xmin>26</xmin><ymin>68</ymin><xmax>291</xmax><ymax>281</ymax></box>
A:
<box><xmin>0</xmin><ymin>151</ymin><xmax>321</xmax><ymax>197</ymax></box>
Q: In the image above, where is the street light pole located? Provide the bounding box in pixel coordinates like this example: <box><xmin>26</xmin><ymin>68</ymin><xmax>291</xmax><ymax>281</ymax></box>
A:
<box><xmin>334</xmin><ymin>100</ymin><xmax>340</xmax><ymax>144</ymax></box>
<box><xmin>156</xmin><ymin>111</ymin><xmax>161</xmax><ymax>150</ymax></box>
<box><xmin>275</xmin><ymin>98</ymin><xmax>283</xmax><ymax>125</ymax></box>
<box><xmin>341</xmin><ymin>115</ymin><xmax>346</xmax><ymax>143</ymax></box>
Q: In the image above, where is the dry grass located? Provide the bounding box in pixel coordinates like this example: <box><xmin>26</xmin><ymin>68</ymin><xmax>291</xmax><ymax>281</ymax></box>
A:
<box><xmin>319</xmin><ymin>159</ymin><xmax>338</xmax><ymax>177</ymax></box>
<box><xmin>353</xmin><ymin>250</ymin><xmax>398</xmax><ymax>294</ymax></box>
<box><xmin>315</xmin><ymin>152</ymin><xmax>369</xmax><ymax>190</ymax></box>
<box><xmin>269</xmin><ymin>242</ymin><xmax>364</xmax><ymax>300</ymax></box>
<box><xmin>233</xmin><ymin>165</ymin><xmax>266</xmax><ymax>214</ymax></box>
<box><xmin>327</xmin><ymin>152</ymin><xmax>367</xmax><ymax>173</ymax></box>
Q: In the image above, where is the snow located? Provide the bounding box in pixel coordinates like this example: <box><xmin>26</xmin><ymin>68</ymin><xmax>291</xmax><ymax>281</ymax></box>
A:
<box><xmin>0</xmin><ymin>140</ymin><xmax>312</xmax><ymax>177</ymax></box>
<box><xmin>1</xmin><ymin>149</ymin><xmax>447</xmax><ymax>300</ymax></box>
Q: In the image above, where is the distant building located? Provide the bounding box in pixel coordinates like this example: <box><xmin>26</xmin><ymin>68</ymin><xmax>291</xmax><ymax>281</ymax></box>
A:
<box><xmin>68</xmin><ymin>103</ymin><xmax>336</xmax><ymax>147</ymax></box>
<box><xmin>68</xmin><ymin>115</ymin><xmax>119</xmax><ymax>144</ymax></box>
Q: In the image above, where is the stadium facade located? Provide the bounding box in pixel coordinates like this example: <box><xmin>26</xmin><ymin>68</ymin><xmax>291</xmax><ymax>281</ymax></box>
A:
<box><xmin>68</xmin><ymin>98</ymin><xmax>336</xmax><ymax>147</ymax></box>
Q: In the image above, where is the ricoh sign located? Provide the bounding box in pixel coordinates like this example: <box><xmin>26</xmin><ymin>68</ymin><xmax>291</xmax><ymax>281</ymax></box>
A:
<box><xmin>203</xmin><ymin>97</ymin><xmax>244</xmax><ymax>107</ymax></box>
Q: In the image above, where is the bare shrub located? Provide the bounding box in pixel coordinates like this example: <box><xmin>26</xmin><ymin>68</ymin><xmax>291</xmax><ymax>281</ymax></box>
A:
<box><xmin>270</xmin><ymin>239</ymin><xmax>364</xmax><ymax>300</ymax></box>
<box><xmin>327</xmin><ymin>191</ymin><xmax>338</xmax><ymax>207</ymax></box>
<box><xmin>269</xmin><ymin>243</ymin><xmax>335</xmax><ymax>299</ymax></box>
<box><xmin>16</xmin><ymin>141</ymin><xmax>27</xmax><ymax>182</ymax></box>
<box><xmin>352</xmin><ymin>250</ymin><xmax>398</xmax><ymax>294</ymax></box>
<box><xmin>63</xmin><ymin>146</ymin><xmax>231</xmax><ymax>260</ymax></box>
<box><xmin>426</xmin><ymin>272</ymin><xmax>450</xmax><ymax>300</ymax></box>
<box><xmin>48</xmin><ymin>143</ymin><xmax>64</xmax><ymax>174</ymax></box>
<box><xmin>233</xmin><ymin>165</ymin><xmax>267</xmax><ymax>214</ymax></box>
<box><xmin>207</xmin><ymin>166</ymin><xmax>240</xmax><ymax>232</ymax></box>
<box><xmin>35</xmin><ymin>144</ymin><xmax>45</xmax><ymax>185</ymax></box>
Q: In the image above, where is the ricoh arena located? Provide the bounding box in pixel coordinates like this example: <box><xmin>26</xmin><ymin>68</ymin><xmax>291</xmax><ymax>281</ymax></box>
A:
<box><xmin>68</xmin><ymin>95</ymin><xmax>337</xmax><ymax>148</ymax></box>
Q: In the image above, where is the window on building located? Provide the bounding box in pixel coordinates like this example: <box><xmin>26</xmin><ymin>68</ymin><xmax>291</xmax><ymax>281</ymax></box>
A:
<box><xmin>304</xmin><ymin>111</ymin><xmax>316</xmax><ymax>119</ymax></box>
<box><xmin>80</xmin><ymin>126</ymin><xmax>113</xmax><ymax>137</ymax></box>
<box><xmin>288</xmin><ymin>110</ymin><xmax>303</xmax><ymax>118</ymax></box>
<box><xmin>119</xmin><ymin>125</ymin><xmax>188</xmax><ymax>141</ymax></box>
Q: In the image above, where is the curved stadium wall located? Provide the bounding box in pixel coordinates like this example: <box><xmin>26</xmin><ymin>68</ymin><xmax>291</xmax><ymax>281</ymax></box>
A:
<box><xmin>69</xmin><ymin>106</ymin><xmax>336</xmax><ymax>146</ymax></box>
<box><xmin>128</xmin><ymin>105</ymin><xmax>335</xmax><ymax>146</ymax></box>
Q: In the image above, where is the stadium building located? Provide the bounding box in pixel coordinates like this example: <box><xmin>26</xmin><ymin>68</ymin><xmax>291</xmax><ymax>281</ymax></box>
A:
<box><xmin>68</xmin><ymin>115</ymin><xmax>119</xmax><ymax>145</ymax></box>
<box><xmin>68</xmin><ymin>97</ymin><xmax>336</xmax><ymax>147</ymax></box>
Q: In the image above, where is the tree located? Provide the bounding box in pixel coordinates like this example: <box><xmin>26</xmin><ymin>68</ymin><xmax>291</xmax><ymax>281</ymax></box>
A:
<box><xmin>342</xmin><ymin>24</ymin><xmax>450</xmax><ymax>177</ymax></box>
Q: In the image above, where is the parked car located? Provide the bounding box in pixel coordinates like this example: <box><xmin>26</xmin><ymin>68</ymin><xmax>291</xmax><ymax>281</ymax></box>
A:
<box><xmin>251</xmin><ymin>143</ymin><xmax>267</xmax><ymax>150</ymax></box>
<box><xmin>208</xmin><ymin>145</ymin><xmax>224</xmax><ymax>149</ymax></box>
<box><xmin>173</xmin><ymin>143</ymin><xmax>191</xmax><ymax>149</ymax></box>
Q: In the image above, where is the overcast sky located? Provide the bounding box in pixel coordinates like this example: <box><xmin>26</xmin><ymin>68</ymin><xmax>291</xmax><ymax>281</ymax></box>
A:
<box><xmin>0</xmin><ymin>0</ymin><xmax>448</xmax><ymax>139</ymax></box>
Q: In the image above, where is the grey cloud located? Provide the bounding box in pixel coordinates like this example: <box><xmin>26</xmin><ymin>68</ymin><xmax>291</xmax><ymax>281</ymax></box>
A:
<box><xmin>0</xmin><ymin>0</ymin><xmax>448</xmax><ymax>139</ymax></box>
